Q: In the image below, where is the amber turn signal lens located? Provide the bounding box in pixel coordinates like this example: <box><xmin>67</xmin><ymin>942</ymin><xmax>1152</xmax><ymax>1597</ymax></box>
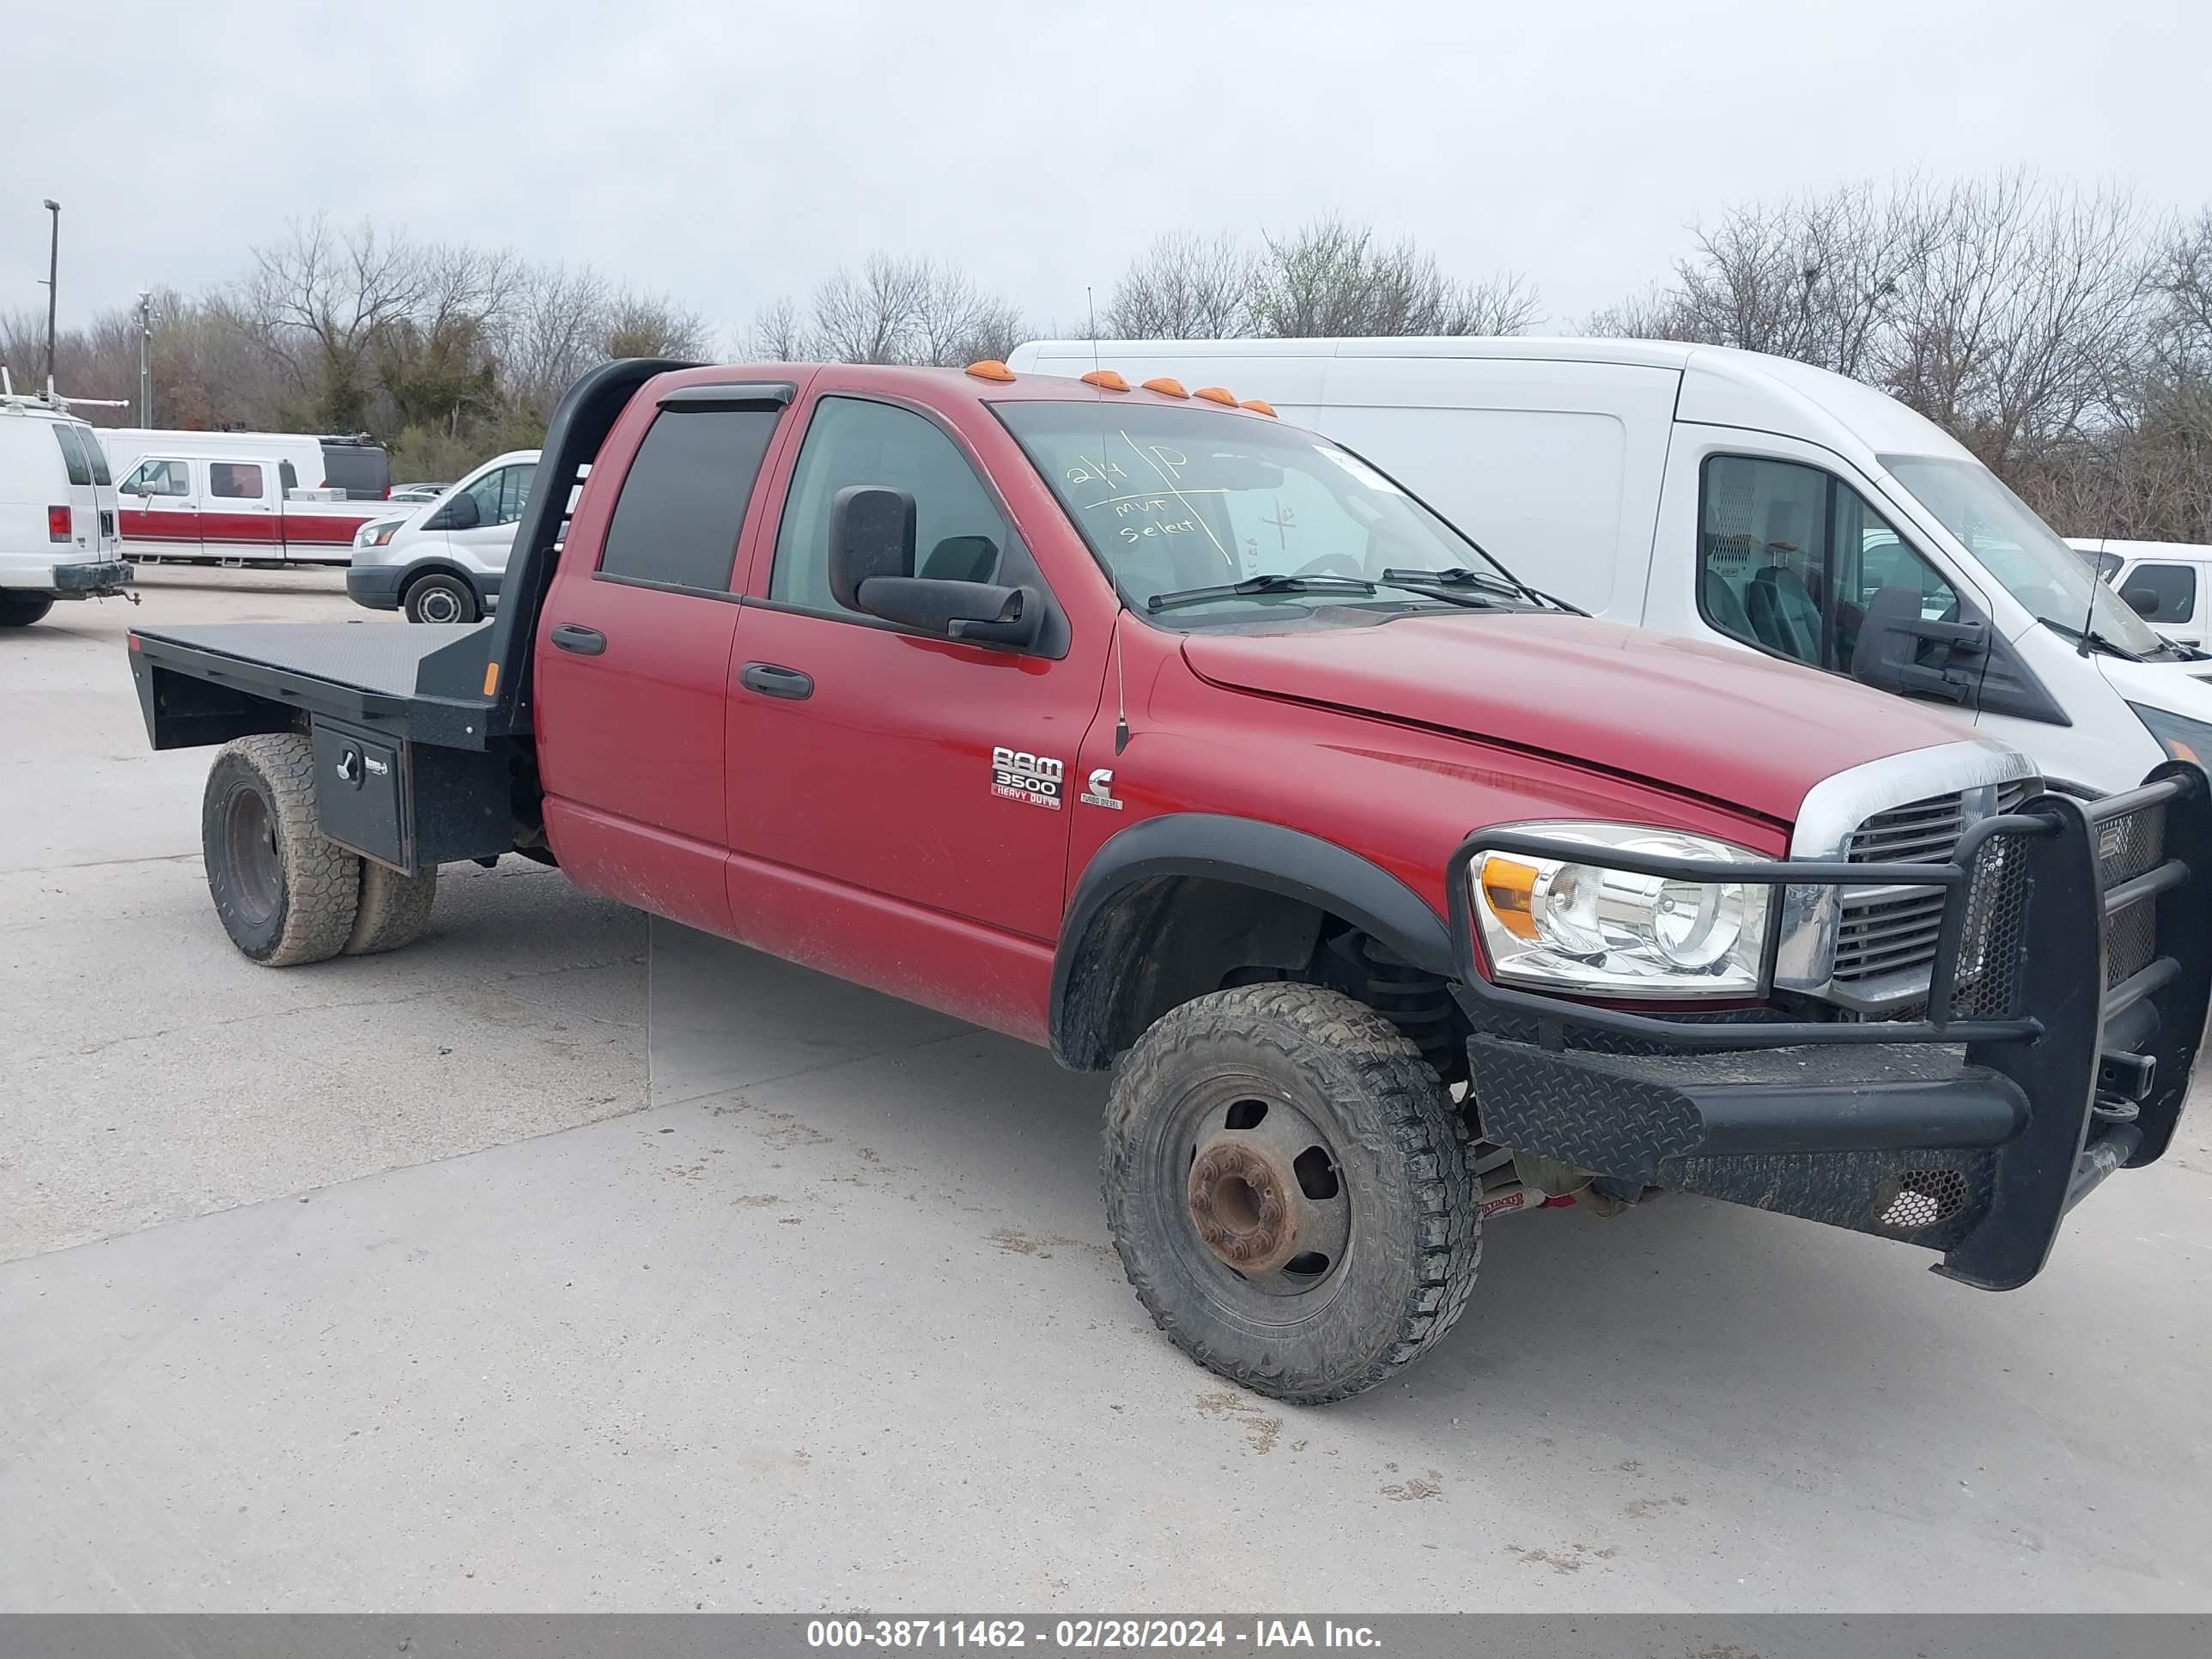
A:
<box><xmin>1478</xmin><ymin>854</ymin><xmax>1541</xmax><ymax>941</ymax></box>
<box><xmin>1080</xmin><ymin>369</ymin><xmax>1131</xmax><ymax>392</ymax></box>
<box><xmin>965</xmin><ymin>360</ymin><xmax>1017</xmax><ymax>382</ymax></box>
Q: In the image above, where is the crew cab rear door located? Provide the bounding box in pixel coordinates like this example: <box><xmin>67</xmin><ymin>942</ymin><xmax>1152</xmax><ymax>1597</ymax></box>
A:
<box><xmin>530</xmin><ymin>380</ymin><xmax>797</xmax><ymax>935</ymax></box>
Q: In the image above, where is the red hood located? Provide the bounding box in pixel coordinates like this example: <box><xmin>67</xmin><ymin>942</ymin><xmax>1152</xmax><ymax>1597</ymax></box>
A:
<box><xmin>1180</xmin><ymin>613</ymin><xmax>1996</xmax><ymax>824</ymax></box>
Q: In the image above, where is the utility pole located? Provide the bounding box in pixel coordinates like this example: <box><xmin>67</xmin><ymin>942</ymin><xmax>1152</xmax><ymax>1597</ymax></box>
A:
<box><xmin>40</xmin><ymin>198</ymin><xmax>60</xmax><ymax>398</ymax></box>
<box><xmin>137</xmin><ymin>292</ymin><xmax>153</xmax><ymax>426</ymax></box>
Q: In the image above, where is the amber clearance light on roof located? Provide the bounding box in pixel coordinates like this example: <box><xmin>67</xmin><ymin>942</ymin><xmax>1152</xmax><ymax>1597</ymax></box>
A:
<box><xmin>964</xmin><ymin>360</ymin><xmax>1017</xmax><ymax>382</ymax></box>
<box><xmin>1079</xmin><ymin>369</ymin><xmax>1131</xmax><ymax>392</ymax></box>
<box><xmin>1139</xmin><ymin>377</ymin><xmax>1189</xmax><ymax>398</ymax></box>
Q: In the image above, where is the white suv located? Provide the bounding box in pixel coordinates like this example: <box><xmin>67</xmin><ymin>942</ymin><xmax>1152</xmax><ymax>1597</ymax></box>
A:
<box><xmin>346</xmin><ymin>449</ymin><xmax>538</xmax><ymax>623</ymax></box>
<box><xmin>0</xmin><ymin>395</ymin><xmax>131</xmax><ymax>626</ymax></box>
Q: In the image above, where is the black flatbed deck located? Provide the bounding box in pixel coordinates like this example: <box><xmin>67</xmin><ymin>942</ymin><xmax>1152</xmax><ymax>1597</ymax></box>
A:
<box><xmin>131</xmin><ymin>620</ymin><xmax>504</xmax><ymax>749</ymax></box>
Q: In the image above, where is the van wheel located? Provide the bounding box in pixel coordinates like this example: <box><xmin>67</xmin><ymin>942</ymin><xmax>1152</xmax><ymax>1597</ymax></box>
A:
<box><xmin>343</xmin><ymin>860</ymin><xmax>440</xmax><ymax>955</ymax></box>
<box><xmin>0</xmin><ymin>595</ymin><xmax>55</xmax><ymax>627</ymax></box>
<box><xmin>1102</xmin><ymin>982</ymin><xmax>1481</xmax><ymax>1405</ymax></box>
<box><xmin>202</xmin><ymin>733</ymin><xmax>361</xmax><ymax>966</ymax></box>
<box><xmin>403</xmin><ymin>573</ymin><xmax>479</xmax><ymax>625</ymax></box>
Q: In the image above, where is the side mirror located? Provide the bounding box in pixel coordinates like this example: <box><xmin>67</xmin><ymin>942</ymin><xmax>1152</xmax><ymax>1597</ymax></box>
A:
<box><xmin>828</xmin><ymin>484</ymin><xmax>915</xmax><ymax>610</ymax></box>
<box><xmin>429</xmin><ymin>493</ymin><xmax>481</xmax><ymax>532</ymax></box>
<box><xmin>854</xmin><ymin>576</ymin><xmax>1042</xmax><ymax>649</ymax></box>
<box><xmin>2123</xmin><ymin>586</ymin><xmax>2160</xmax><ymax>618</ymax></box>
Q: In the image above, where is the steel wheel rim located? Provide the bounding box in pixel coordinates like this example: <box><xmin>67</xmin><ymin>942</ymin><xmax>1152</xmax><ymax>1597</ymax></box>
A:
<box><xmin>224</xmin><ymin>787</ymin><xmax>281</xmax><ymax>924</ymax></box>
<box><xmin>1158</xmin><ymin>1069</ymin><xmax>1353</xmax><ymax>1310</ymax></box>
<box><xmin>417</xmin><ymin>586</ymin><xmax>460</xmax><ymax>623</ymax></box>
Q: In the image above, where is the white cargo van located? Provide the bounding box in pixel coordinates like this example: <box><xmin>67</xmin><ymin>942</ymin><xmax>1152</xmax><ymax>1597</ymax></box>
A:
<box><xmin>0</xmin><ymin>392</ymin><xmax>131</xmax><ymax>627</ymax></box>
<box><xmin>1010</xmin><ymin>336</ymin><xmax>2212</xmax><ymax>793</ymax></box>
<box><xmin>345</xmin><ymin>449</ymin><xmax>539</xmax><ymax>623</ymax></box>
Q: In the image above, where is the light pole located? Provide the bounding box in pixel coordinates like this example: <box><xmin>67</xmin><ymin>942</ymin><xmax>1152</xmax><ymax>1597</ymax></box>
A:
<box><xmin>137</xmin><ymin>292</ymin><xmax>153</xmax><ymax>426</ymax></box>
<box><xmin>40</xmin><ymin>198</ymin><xmax>59</xmax><ymax>398</ymax></box>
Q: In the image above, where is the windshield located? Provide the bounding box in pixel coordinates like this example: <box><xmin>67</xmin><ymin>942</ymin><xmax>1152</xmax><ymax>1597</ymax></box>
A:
<box><xmin>1880</xmin><ymin>453</ymin><xmax>2162</xmax><ymax>656</ymax></box>
<box><xmin>996</xmin><ymin>400</ymin><xmax>1528</xmax><ymax>623</ymax></box>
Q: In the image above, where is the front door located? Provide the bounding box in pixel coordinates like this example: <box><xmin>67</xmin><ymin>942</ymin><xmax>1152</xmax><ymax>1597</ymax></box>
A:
<box><xmin>116</xmin><ymin>457</ymin><xmax>201</xmax><ymax>559</ymax></box>
<box><xmin>720</xmin><ymin>392</ymin><xmax>1104</xmax><ymax>1036</ymax></box>
<box><xmin>2115</xmin><ymin>559</ymin><xmax>2205</xmax><ymax>648</ymax></box>
<box><xmin>531</xmin><ymin>390</ymin><xmax>791</xmax><ymax>935</ymax></box>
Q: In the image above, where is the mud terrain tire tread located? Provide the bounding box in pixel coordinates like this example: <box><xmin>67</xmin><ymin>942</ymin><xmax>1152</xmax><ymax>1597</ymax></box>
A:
<box><xmin>343</xmin><ymin>860</ymin><xmax>440</xmax><ymax>955</ymax></box>
<box><xmin>1102</xmin><ymin>981</ymin><xmax>1481</xmax><ymax>1405</ymax></box>
<box><xmin>203</xmin><ymin>732</ymin><xmax>360</xmax><ymax>966</ymax></box>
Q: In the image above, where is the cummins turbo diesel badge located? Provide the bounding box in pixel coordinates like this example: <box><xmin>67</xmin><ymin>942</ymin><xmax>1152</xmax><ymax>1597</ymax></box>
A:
<box><xmin>992</xmin><ymin>747</ymin><xmax>1063</xmax><ymax>809</ymax></box>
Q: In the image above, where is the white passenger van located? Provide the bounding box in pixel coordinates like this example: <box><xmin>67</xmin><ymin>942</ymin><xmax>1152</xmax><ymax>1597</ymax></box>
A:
<box><xmin>2067</xmin><ymin>538</ymin><xmax>2212</xmax><ymax>651</ymax></box>
<box><xmin>346</xmin><ymin>449</ymin><xmax>540</xmax><ymax>623</ymax></box>
<box><xmin>0</xmin><ymin>392</ymin><xmax>131</xmax><ymax>627</ymax></box>
<box><xmin>1010</xmin><ymin>336</ymin><xmax>2212</xmax><ymax>793</ymax></box>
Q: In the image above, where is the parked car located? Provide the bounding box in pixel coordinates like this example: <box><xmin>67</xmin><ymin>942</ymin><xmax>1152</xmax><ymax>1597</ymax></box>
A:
<box><xmin>346</xmin><ymin>450</ymin><xmax>538</xmax><ymax>623</ymax></box>
<box><xmin>1009</xmin><ymin>336</ymin><xmax>2212</xmax><ymax>796</ymax></box>
<box><xmin>0</xmin><ymin>392</ymin><xmax>131</xmax><ymax>626</ymax></box>
<box><xmin>98</xmin><ymin>428</ymin><xmax>390</xmax><ymax>502</ymax></box>
<box><xmin>125</xmin><ymin>359</ymin><xmax>2210</xmax><ymax>1405</ymax></box>
<box><xmin>387</xmin><ymin>482</ymin><xmax>453</xmax><ymax>506</ymax></box>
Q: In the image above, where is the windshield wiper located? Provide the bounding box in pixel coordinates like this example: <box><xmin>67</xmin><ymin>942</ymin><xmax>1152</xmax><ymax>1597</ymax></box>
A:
<box><xmin>1378</xmin><ymin>566</ymin><xmax>1587</xmax><ymax>616</ymax></box>
<box><xmin>1146</xmin><ymin>574</ymin><xmax>1376</xmax><ymax>613</ymax></box>
<box><xmin>2038</xmin><ymin>616</ymin><xmax>2145</xmax><ymax>661</ymax></box>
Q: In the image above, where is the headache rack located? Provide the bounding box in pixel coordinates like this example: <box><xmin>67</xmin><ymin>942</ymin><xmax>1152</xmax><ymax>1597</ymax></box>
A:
<box><xmin>1446</xmin><ymin>763</ymin><xmax>2212</xmax><ymax>1291</ymax></box>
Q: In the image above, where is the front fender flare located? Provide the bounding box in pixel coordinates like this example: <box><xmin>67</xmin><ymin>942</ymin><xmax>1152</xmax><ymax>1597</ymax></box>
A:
<box><xmin>1050</xmin><ymin>812</ymin><xmax>1453</xmax><ymax>1068</ymax></box>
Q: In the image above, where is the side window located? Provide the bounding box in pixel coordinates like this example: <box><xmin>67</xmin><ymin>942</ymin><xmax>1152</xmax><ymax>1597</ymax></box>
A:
<box><xmin>51</xmin><ymin>423</ymin><xmax>94</xmax><ymax>485</ymax></box>
<box><xmin>501</xmin><ymin>462</ymin><xmax>537</xmax><ymax>525</ymax></box>
<box><xmin>461</xmin><ymin>467</ymin><xmax>508</xmax><ymax>528</ymax></box>
<box><xmin>2119</xmin><ymin>563</ymin><xmax>2196</xmax><ymax>623</ymax></box>
<box><xmin>1698</xmin><ymin>454</ymin><xmax>1959</xmax><ymax>681</ymax></box>
<box><xmin>598</xmin><ymin>407</ymin><xmax>781</xmax><ymax>591</ymax></box>
<box><xmin>210</xmin><ymin>461</ymin><xmax>264</xmax><ymax>501</ymax></box>
<box><xmin>123</xmin><ymin>459</ymin><xmax>190</xmax><ymax>497</ymax></box>
<box><xmin>279</xmin><ymin>459</ymin><xmax>299</xmax><ymax>495</ymax></box>
<box><xmin>769</xmin><ymin>397</ymin><xmax>1012</xmax><ymax>615</ymax></box>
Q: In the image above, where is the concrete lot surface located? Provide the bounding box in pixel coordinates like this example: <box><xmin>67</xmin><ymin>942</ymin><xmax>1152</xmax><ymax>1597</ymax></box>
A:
<box><xmin>3</xmin><ymin>571</ymin><xmax>2210</xmax><ymax>1611</ymax></box>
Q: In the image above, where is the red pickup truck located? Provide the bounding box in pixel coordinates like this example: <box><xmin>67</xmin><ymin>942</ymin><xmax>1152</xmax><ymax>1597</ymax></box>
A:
<box><xmin>127</xmin><ymin>358</ymin><xmax>2211</xmax><ymax>1404</ymax></box>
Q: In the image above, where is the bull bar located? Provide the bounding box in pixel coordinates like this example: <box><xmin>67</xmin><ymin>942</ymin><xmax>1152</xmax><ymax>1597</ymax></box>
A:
<box><xmin>1444</xmin><ymin>762</ymin><xmax>2212</xmax><ymax>1290</ymax></box>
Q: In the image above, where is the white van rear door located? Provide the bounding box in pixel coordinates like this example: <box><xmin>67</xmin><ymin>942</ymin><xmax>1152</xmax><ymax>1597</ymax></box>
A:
<box><xmin>46</xmin><ymin>422</ymin><xmax>103</xmax><ymax>558</ymax></box>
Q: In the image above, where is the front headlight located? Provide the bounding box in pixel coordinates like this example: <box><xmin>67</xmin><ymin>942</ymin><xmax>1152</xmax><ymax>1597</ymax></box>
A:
<box><xmin>1470</xmin><ymin>823</ymin><xmax>1774</xmax><ymax>999</ymax></box>
<box><xmin>355</xmin><ymin>520</ymin><xmax>402</xmax><ymax>550</ymax></box>
<box><xmin>2129</xmin><ymin>702</ymin><xmax>2212</xmax><ymax>769</ymax></box>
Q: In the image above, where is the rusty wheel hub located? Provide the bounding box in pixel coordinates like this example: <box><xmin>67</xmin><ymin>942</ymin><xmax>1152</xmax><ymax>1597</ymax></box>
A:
<box><xmin>1187</xmin><ymin>1139</ymin><xmax>1303</xmax><ymax>1273</ymax></box>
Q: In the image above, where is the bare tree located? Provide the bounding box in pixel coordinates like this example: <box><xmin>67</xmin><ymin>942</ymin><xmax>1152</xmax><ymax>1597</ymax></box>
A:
<box><xmin>238</xmin><ymin>216</ymin><xmax>433</xmax><ymax>427</ymax></box>
<box><xmin>1103</xmin><ymin>232</ymin><xmax>1259</xmax><ymax>338</ymax></box>
<box><xmin>603</xmin><ymin>287</ymin><xmax>710</xmax><ymax>361</ymax></box>
<box><xmin>740</xmin><ymin>295</ymin><xmax>812</xmax><ymax>362</ymax></box>
<box><xmin>1251</xmin><ymin>217</ymin><xmax>1539</xmax><ymax>338</ymax></box>
<box><xmin>801</xmin><ymin>255</ymin><xmax>1026</xmax><ymax>365</ymax></box>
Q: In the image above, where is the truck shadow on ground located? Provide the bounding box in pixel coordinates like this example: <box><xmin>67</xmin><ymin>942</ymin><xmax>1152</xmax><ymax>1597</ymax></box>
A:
<box><xmin>642</xmin><ymin>917</ymin><xmax>2056</xmax><ymax>1447</ymax></box>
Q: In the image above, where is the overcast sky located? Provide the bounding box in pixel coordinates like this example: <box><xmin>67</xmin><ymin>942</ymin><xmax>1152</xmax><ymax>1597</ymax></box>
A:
<box><xmin>6</xmin><ymin>0</ymin><xmax>2209</xmax><ymax>346</ymax></box>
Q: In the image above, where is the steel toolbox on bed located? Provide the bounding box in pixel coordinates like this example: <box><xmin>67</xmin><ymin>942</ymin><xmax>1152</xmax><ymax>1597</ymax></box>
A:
<box><xmin>1449</xmin><ymin>763</ymin><xmax>2212</xmax><ymax>1290</ymax></box>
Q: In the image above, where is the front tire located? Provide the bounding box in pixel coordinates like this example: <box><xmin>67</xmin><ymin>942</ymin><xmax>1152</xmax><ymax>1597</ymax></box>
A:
<box><xmin>0</xmin><ymin>594</ymin><xmax>55</xmax><ymax>627</ymax></box>
<box><xmin>1102</xmin><ymin>982</ymin><xmax>1481</xmax><ymax>1405</ymax></box>
<box><xmin>403</xmin><ymin>572</ymin><xmax>479</xmax><ymax>625</ymax></box>
<box><xmin>202</xmin><ymin>733</ymin><xmax>361</xmax><ymax>966</ymax></box>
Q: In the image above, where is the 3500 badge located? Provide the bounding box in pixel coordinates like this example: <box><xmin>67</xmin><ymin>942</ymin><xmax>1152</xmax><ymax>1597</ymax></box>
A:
<box><xmin>991</xmin><ymin>747</ymin><xmax>1064</xmax><ymax>810</ymax></box>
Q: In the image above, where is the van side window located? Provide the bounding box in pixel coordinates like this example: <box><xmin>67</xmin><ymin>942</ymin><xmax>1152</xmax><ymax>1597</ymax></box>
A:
<box><xmin>769</xmin><ymin>397</ymin><xmax>1013</xmax><ymax>616</ymax></box>
<box><xmin>1698</xmin><ymin>454</ymin><xmax>1960</xmax><ymax>684</ymax></box>
<box><xmin>2120</xmin><ymin>563</ymin><xmax>2195</xmax><ymax>624</ymax></box>
<box><xmin>122</xmin><ymin>459</ymin><xmax>191</xmax><ymax>497</ymax></box>
<box><xmin>51</xmin><ymin>424</ymin><xmax>94</xmax><ymax>486</ymax></box>
<box><xmin>598</xmin><ymin>408</ymin><xmax>781</xmax><ymax>592</ymax></box>
<box><xmin>210</xmin><ymin>462</ymin><xmax>264</xmax><ymax>501</ymax></box>
<box><xmin>461</xmin><ymin>463</ymin><xmax>538</xmax><ymax>530</ymax></box>
<box><xmin>279</xmin><ymin>459</ymin><xmax>299</xmax><ymax>495</ymax></box>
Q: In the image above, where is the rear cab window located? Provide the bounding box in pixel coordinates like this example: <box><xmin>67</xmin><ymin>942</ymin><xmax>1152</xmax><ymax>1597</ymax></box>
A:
<box><xmin>596</xmin><ymin>407</ymin><xmax>781</xmax><ymax>592</ymax></box>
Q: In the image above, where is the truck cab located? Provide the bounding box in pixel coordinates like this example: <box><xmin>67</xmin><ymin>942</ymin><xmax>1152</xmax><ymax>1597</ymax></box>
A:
<box><xmin>125</xmin><ymin>359</ymin><xmax>2212</xmax><ymax>1406</ymax></box>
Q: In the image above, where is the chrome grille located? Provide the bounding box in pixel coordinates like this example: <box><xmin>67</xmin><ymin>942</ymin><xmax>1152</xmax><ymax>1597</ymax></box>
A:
<box><xmin>1834</xmin><ymin>781</ymin><xmax>2033</xmax><ymax>987</ymax></box>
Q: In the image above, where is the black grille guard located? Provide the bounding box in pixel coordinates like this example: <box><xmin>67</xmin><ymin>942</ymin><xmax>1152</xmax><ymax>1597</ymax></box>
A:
<box><xmin>1445</xmin><ymin>762</ymin><xmax>2212</xmax><ymax>1291</ymax></box>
